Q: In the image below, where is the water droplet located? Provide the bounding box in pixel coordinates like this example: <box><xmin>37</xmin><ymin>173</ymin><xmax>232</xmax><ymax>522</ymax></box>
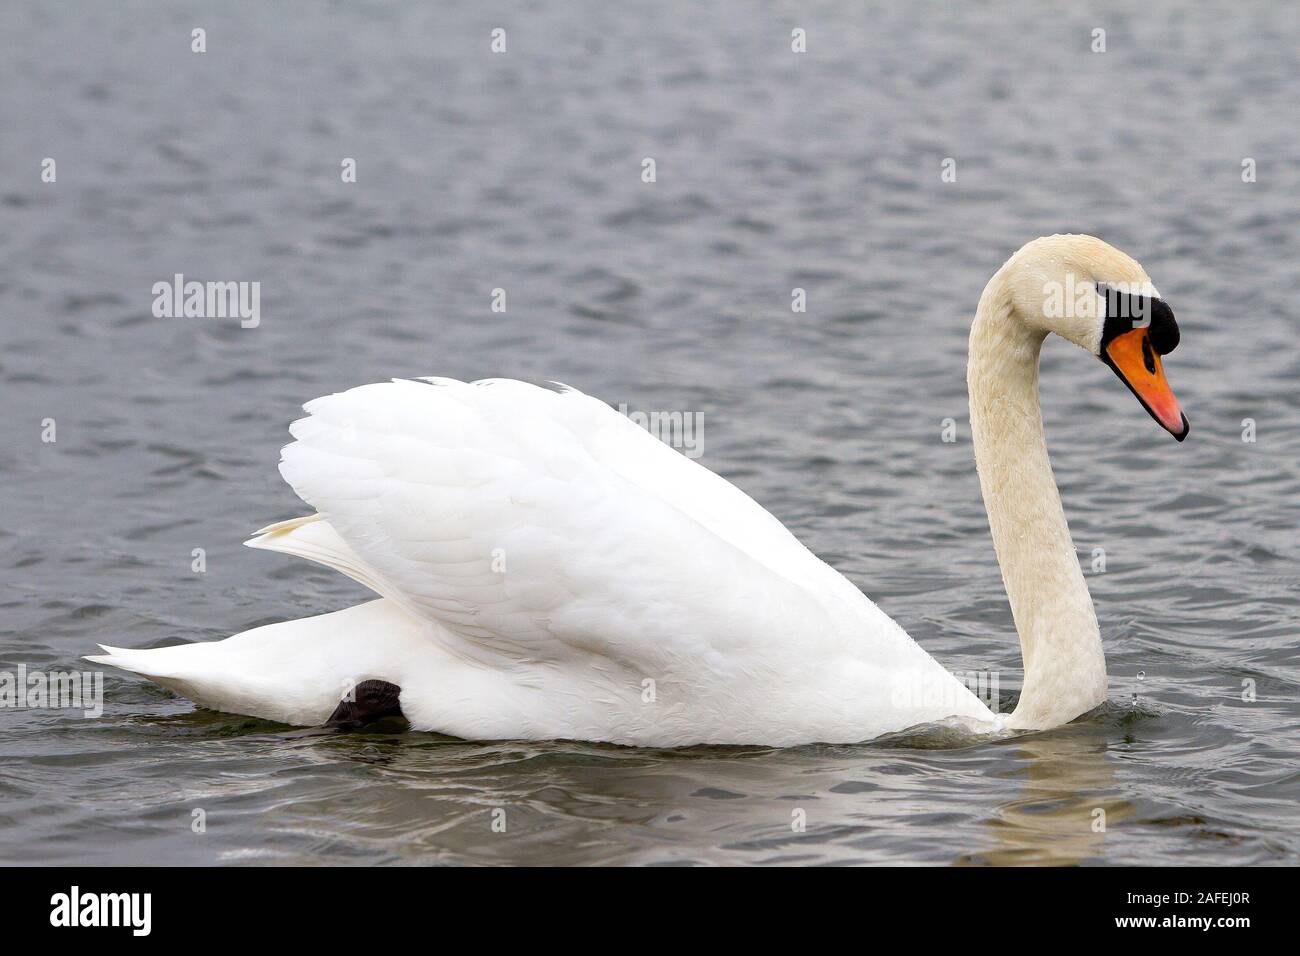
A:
<box><xmin>1136</xmin><ymin>670</ymin><xmax>1145</xmax><ymax>681</ymax></box>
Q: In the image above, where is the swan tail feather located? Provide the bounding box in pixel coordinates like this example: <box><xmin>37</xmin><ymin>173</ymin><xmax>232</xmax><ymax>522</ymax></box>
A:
<box><xmin>84</xmin><ymin>601</ymin><xmax>433</xmax><ymax>726</ymax></box>
<box><xmin>244</xmin><ymin>515</ymin><xmax>413</xmax><ymax>611</ymax></box>
<box><xmin>248</xmin><ymin>513</ymin><xmax>324</xmax><ymax>538</ymax></box>
<box><xmin>84</xmin><ymin>644</ymin><xmax>176</xmax><ymax>680</ymax></box>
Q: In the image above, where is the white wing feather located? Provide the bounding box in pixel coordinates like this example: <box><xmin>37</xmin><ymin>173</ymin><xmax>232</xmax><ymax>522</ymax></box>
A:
<box><xmin>265</xmin><ymin>377</ymin><xmax>990</xmax><ymax>741</ymax></box>
<box><xmin>279</xmin><ymin>380</ymin><xmax>834</xmax><ymax>652</ymax></box>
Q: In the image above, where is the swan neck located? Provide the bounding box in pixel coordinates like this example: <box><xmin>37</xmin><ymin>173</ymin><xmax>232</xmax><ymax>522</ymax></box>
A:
<box><xmin>968</xmin><ymin>271</ymin><xmax>1107</xmax><ymax>729</ymax></box>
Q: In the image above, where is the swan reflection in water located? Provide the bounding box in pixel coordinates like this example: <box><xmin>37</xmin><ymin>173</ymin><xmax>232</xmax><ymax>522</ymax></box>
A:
<box><xmin>965</xmin><ymin>724</ymin><xmax>1136</xmax><ymax>866</ymax></box>
<box><xmin>121</xmin><ymin>701</ymin><xmax>1140</xmax><ymax>864</ymax></box>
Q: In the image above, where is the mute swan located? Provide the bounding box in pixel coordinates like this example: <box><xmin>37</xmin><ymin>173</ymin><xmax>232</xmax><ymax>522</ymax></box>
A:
<box><xmin>89</xmin><ymin>235</ymin><xmax>1186</xmax><ymax>746</ymax></box>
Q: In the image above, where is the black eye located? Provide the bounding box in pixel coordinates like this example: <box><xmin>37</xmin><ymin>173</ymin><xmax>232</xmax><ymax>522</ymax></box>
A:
<box><xmin>1141</xmin><ymin>335</ymin><xmax>1156</xmax><ymax>374</ymax></box>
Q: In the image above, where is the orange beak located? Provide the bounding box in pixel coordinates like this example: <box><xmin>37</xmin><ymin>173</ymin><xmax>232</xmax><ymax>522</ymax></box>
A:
<box><xmin>1102</xmin><ymin>327</ymin><xmax>1189</xmax><ymax>441</ymax></box>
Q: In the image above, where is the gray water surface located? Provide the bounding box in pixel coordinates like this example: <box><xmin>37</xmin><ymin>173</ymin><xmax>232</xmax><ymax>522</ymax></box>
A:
<box><xmin>1</xmin><ymin>1</ymin><xmax>1298</xmax><ymax>865</ymax></box>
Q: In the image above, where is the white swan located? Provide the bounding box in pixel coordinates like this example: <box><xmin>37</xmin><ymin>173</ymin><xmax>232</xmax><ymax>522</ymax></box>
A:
<box><xmin>89</xmin><ymin>235</ymin><xmax>1186</xmax><ymax>746</ymax></box>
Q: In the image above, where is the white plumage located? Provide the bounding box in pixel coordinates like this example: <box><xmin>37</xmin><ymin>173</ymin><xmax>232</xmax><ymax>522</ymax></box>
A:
<box><xmin>92</xmin><ymin>235</ymin><xmax>1185</xmax><ymax>745</ymax></box>
<box><xmin>91</xmin><ymin>376</ymin><xmax>992</xmax><ymax>746</ymax></box>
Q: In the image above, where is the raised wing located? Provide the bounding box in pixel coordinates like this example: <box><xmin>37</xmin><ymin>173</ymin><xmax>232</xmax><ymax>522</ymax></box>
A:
<box><xmin>273</xmin><ymin>378</ymin><xmax>876</xmax><ymax>672</ymax></box>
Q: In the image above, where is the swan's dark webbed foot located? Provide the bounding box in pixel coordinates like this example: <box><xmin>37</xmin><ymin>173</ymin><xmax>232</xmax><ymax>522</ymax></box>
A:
<box><xmin>326</xmin><ymin>679</ymin><xmax>406</xmax><ymax>731</ymax></box>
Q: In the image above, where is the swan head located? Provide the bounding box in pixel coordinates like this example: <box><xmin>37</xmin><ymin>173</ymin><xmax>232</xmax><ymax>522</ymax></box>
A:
<box><xmin>998</xmin><ymin>234</ymin><xmax>1188</xmax><ymax>441</ymax></box>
